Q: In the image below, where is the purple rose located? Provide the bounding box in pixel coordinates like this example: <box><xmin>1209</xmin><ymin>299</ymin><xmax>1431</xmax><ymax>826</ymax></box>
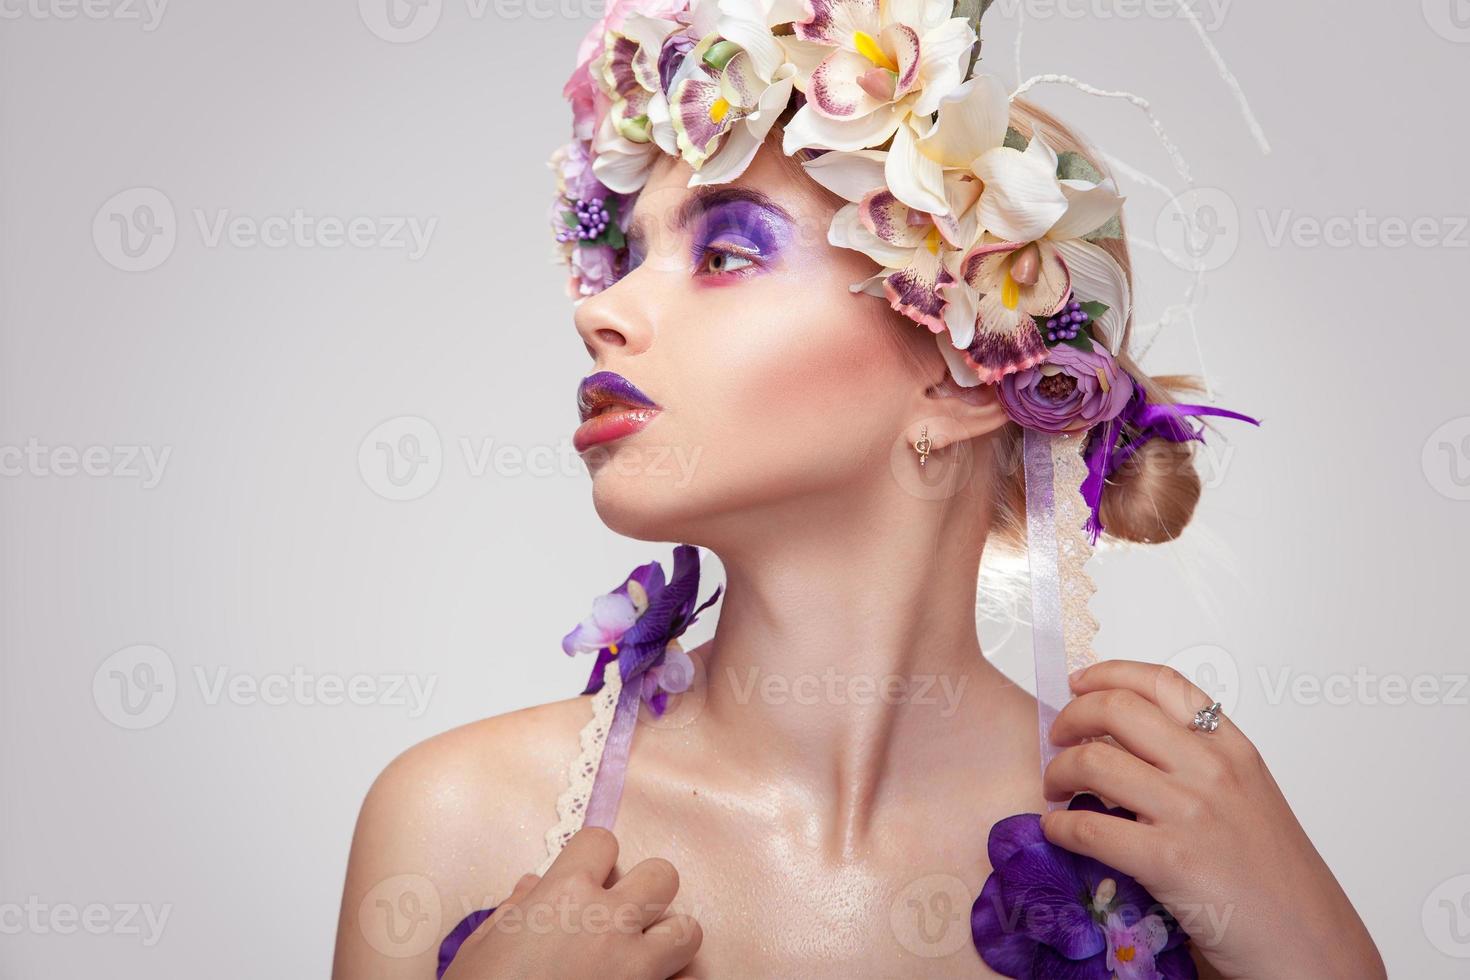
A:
<box><xmin>997</xmin><ymin>340</ymin><xmax>1133</xmax><ymax>434</ymax></box>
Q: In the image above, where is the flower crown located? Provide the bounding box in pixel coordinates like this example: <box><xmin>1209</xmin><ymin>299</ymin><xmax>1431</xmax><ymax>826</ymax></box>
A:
<box><xmin>552</xmin><ymin>0</ymin><xmax>1130</xmax><ymax>380</ymax></box>
<box><xmin>550</xmin><ymin>0</ymin><xmax>1256</xmax><ymax>542</ymax></box>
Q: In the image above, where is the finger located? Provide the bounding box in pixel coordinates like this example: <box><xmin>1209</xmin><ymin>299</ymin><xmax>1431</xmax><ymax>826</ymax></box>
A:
<box><xmin>1071</xmin><ymin>661</ymin><xmax>1235</xmax><ymax>736</ymax></box>
<box><xmin>610</xmin><ymin>856</ymin><xmax>680</xmax><ymax>928</ymax></box>
<box><xmin>1043</xmin><ymin>740</ymin><xmax>1177</xmax><ymax>819</ymax></box>
<box><xmin>497</xmin><ymin>872</ymin><xmax>541</xmax><ymax>909</ymax></box>
<box><xmin>1040</xmin><ymin>807</ymin><xmax>1158</xmax><ymax>881</ymax></box>
<box><xmin>641</xmin><ymin>912</ymin><xmax>703</xmax><ymax>978</ymax></box>
<box><xmin>544</xmin><ymin>825</ymin><xmax>620</xmax><ymax>888</ymax></box>
<box><xmin>482</xmin><ymin>873</ymin><xmax>543</xmax><ymax>933</ymax></box>
<box><xmin>510</xmin><ymin>873</ymin><xmax>541</xmax><ymax>900</ymax></box>
<box><xmin>1050</xmin><ymin>688</ymin><xmax>1209</xmax><ymax>773</ymax></box>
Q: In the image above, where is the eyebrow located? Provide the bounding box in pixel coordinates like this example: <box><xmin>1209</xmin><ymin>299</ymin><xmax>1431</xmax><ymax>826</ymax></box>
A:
<box><xmin>627</xmin><ymin>185</ymin><xmax>795</xmax><ymax>250</ymax></box>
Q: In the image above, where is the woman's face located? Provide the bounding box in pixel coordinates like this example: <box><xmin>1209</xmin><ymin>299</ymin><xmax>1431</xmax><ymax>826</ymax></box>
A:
<box><xmin>572</xmin><ymin>136</ymin><xmax>956</xmax><ymax>545</ymax></box>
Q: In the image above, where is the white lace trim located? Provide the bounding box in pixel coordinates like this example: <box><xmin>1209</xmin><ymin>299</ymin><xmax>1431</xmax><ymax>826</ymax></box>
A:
<box><xmin>536</xmin><ymin>659</ymin><xmax>623</xmax><ymax>876</ymax></box>
<box><xmin>1054</xmin><ymin>433</ymin><xmax>1100</xmax><ymax>675</ymax></box>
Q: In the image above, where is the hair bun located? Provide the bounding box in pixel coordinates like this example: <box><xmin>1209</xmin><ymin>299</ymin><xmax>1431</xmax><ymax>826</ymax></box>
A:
<box><xmin>1096</xmin><ymin>397</ymin><xmax>1202</xmax><ymax>544</ymax></box>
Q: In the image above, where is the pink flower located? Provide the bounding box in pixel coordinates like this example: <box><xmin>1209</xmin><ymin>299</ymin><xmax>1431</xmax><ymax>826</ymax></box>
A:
<box><xmin>572</xmin><ymin>243</ymin><xmax>620</xmax><ymax>296</ymax></box>
<box><xmin>564</xmin><ymin>0</ymin><xmax>690</xmax><ymax>139</ymax></box>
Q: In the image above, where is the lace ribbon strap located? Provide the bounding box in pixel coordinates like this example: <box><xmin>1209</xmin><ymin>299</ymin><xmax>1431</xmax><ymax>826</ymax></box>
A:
<box><xmin>537</xmin><ymin>658</ymin><xmax>623</xmax><ymax>875</ymax></box>
<box><xmin>1024</xmin><ymin>430</ymin><xmax>1100</xmax><ymax>813</ymax></box>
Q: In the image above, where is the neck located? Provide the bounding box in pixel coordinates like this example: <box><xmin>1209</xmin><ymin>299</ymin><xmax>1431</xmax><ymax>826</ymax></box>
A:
<box><xmin>683</xmin><ymin>458</ymin><xmax>1027</xmax><ymax>851</ymax></box>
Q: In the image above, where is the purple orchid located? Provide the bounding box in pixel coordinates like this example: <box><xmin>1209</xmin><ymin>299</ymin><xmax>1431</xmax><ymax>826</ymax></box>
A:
<box><xmin>971</xmin><ymin>794</ymin><xmax>1197</xmax><ymax>979</ymax></box>
<box><xmin>561</xmin><ymin>543</ymin><xmax>721</xmax><ymax>715</ymax></box>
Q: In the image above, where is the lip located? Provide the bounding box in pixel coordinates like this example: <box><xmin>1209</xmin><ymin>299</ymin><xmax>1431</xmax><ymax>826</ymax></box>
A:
<box><xmin>574</xmin><ymin>371</ymin><xmax>662</xmax><ymax>453</ymax></box>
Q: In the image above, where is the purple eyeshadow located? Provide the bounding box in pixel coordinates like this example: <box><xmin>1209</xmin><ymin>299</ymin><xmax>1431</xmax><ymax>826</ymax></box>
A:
<box><xmin>693</xmin><ymin>200</ymin><xmax>792</xmax><ymax>260</ymax></box>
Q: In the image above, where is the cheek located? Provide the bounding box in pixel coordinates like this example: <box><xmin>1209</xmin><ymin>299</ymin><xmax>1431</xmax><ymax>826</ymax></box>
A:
<box><xmin>670</xmin><ymin>271</ymin><xmax>917</xmax><ymax>475</ymax></box>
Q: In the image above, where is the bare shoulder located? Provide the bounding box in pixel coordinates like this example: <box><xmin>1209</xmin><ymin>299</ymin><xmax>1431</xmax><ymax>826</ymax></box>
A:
<box><xmin>331</xmin><ymin>694</ymin><xmax>596</xmax><ymax>978</ymax></box>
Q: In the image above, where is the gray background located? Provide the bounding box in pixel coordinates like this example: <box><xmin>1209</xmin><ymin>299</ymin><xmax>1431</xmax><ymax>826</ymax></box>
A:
<box><xmin>2</xmin><ymin>0</ymin><xmax>1468</xmax><ymax>975</ymax></box>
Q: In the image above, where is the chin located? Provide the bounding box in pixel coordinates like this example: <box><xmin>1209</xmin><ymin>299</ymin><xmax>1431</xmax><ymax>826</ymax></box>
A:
<box><xmin>585</xmin><ymin>448</ymin><xmax>710</xmax><ymax>544</ymax></box>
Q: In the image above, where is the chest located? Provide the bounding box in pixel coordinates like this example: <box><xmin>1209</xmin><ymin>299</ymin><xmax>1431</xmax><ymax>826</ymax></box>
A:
<box><xmin>603</xmin><ymin>798</ymin><xmax>1017</xmax><ymax>978</ymax></box>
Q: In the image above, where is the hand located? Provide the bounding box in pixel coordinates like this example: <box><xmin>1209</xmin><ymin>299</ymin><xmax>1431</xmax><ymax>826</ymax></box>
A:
<box><xmin>1039</xmin><ymin>660</ymin><xmax>1385</xmax><ymax>980</ymax></box>
<box><xmin>442</xmin><ymin>827</ymin><xmax>702</xmax><ymax>980</ymax></box>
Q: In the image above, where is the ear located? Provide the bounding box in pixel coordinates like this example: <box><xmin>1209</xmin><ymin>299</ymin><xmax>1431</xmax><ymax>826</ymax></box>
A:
<box><xmin>904</xmin><ymin>373</ymin><xmax>1011</xmax><ymax>454</ymax></box>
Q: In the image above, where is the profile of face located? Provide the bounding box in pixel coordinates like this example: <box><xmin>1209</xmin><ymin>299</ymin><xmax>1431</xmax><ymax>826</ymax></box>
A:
<box><xmin>573</xmin><ymin>132</ymin><xmax>1008</xmax><ymax>550</ymax></box>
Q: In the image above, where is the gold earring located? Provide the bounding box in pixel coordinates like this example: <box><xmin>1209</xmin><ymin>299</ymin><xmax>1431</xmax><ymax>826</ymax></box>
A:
<box><xmin>914</xmin><ymin>425</ymin><xmax>932</xmax><ymax>467</ymax></box>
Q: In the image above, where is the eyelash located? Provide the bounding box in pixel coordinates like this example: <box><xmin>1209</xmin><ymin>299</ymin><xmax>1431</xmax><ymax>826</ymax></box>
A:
<box><xmin>694</xmin><ymin>243</ymin><xmax>761</xmax><ymax>279</ymax></box>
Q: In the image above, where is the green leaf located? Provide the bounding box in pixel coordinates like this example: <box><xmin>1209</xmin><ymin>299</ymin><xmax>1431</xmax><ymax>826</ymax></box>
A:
<box><xmin>1055</xmin><ymin>152</ymin><xmax>1125</xmax><ymax>241</ymax></box>
<box><xmin>1003</xmin><ymin>126</ymin><xmax>1028</xmax><ymax>152</ymax></box>
<box><xmin>562</xmin><ymin>211</ymin><xmax>579</xmax><ymax>229</ymax></box>
<box><xmin>1055</xmin><ymin>150</ymin><xmax>1104</xmax><ymax>184</ymax></box>
<box><xmin>602</xmin><ymin>224</ymin><xmax>626</xmax><ymax>250</ymax></box>
<box><xmin>1079</xmin><ymin>300</ymin><xmax>1110</xmax><ymax>320</ymax></box>
<box><xmin>953</xmin><ymin>0</ymin><xmax>995</xmax><ymax>75</ymax></box>
<box><xmin>1045</xmin><ymin>330</ymin><xmax>1095</xmax><ymax>354</ymax></box>
<box><xmin>1083</xmin><ymin>216</ymin><xmax>1124</xmax><ymax>242</ymax></box>
<box><xmin>703</xmin><ymin>39</ymin><xmax>742</xmax><ymax>72</ymax></box>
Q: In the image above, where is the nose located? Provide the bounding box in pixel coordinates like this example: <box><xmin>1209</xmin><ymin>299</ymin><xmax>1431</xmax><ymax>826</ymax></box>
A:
<box><xmin>573</xmin><ymin>272</ymin><xmax>655</xmax><ymax>362</ymax></box>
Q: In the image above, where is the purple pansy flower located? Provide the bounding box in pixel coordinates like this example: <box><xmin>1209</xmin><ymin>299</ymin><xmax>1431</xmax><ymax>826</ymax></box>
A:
<box><xmin>561</xmin><ymin>543</ymin><xmax>722</xmax><ymax>715</ymax></box>
<box><xmin>972</xmin><ymin>794</ymin><xmax>1197</xmax><ymax>979</ymax></box>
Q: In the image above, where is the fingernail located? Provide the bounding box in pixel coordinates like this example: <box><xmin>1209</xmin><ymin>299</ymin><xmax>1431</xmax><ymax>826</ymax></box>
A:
<box><xmin>1068</xmin><ymin>666</ymin><xmax>1088</xmax><ymax>685</ymax></box>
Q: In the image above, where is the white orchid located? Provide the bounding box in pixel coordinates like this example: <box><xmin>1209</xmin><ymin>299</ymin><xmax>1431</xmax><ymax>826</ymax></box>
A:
<box><xmin>666</xmin><ymin>0</ymin><xmax>807</xmax><ymax>185</ymax></box>
<box><xmin>803</xmin><ymin>147</ymin><xmax>980</xmax><ymax>337</ymax></box>
<box><xmin>781</xmin><ymin>0</ymin><xmax>976</xmax><ymax>214</ymax></box>
<box><xmin>802</xmin><ymin>72</ymin><xmax>1130</xmax><ymax>385</ymax></box>
<box><xmin>588</xmin><ymin>11</ymin><xmax>684</xmax><ymax>193</ymax></box>
<box><xmin>941</xmin><ymin>127</ymin><xmax>1129</xmax><ymax>385</ymax></box>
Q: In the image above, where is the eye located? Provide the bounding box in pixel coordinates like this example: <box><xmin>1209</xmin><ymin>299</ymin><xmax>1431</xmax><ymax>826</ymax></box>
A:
<box><xmin>696</xmin><ymin>245</ymin><xmax>758</xmax><ymax>277</ymax></box>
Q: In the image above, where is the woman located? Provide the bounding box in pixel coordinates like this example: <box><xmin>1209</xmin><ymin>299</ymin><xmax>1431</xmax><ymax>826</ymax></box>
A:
<box><xmin>332</xmin><ymin>1</ymin><xmax>1385</xmax><ymax>975</ymax></box>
